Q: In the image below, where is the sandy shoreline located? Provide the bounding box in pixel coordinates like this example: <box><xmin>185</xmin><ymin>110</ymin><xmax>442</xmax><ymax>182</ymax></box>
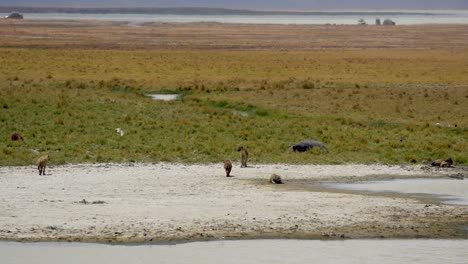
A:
<box><xmin>0</xmin><ymin>163</ymin><xmax>466</xmax><ymax>243</ymax></box>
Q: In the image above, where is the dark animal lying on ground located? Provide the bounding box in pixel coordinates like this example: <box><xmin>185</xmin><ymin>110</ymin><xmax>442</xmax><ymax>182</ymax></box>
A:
<box><xmin>432</xmin><ymin>158</ymin><xmax>453</xmax><ymax>168</ymax></box>
<box><xmin>270</xmin><ymin>173</ymin><xmax>284</xmax><ymax>184</ymax></box>
<box><xmin>224</xmin><ymin>160</ymin><xmax>233</xmax><ymax>177</ymax></box>
<box><xmin>11</xmin><ymin>132</ymin><xmax>24</xmax><ymax>142</ymax></box>
<box><xmin>290</xmin><ymin>140</ymin><xmax>328</xmax><ymax>152</ymax></box>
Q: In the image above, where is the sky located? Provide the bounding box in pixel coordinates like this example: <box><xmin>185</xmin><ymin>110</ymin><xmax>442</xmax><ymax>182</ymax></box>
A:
<box><xmin>1</xmin><ymin>0</ymin><xmax>468</xmax><ymax>10</ymax></box>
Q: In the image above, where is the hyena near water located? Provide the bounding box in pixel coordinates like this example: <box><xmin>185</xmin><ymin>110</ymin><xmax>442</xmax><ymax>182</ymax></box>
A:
<box><xmin>269</xmin><ymin>173</ymin><xmax>284</xmax><ymax>184</ymax></box>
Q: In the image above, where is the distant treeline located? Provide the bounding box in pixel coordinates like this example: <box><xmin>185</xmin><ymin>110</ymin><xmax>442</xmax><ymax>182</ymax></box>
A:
<box><xmin>0</xmin><ymin>6</ymin><xmax>435</xmax><ymax>16</ymax></box>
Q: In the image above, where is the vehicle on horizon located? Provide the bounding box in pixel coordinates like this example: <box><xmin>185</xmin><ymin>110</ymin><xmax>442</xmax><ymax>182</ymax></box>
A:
<box><xmin>4</xmin><ymin>12</ymin><xmax>23</xmax><ymax>19</ymax></box>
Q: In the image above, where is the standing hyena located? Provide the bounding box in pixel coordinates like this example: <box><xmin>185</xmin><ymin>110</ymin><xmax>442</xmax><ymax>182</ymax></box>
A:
<box><xmin>224</xmin><ymin>160</ymin><xmax>233</xmax><ymax>177</ymax></box>
<box><xmin>37</xmin><ymin>154</ymin><xmax>49</xmax><ymax>175</ymax></box>
<box><xmin>237</xmin><ymin>146</ymin><xmax>249</xmax><ymax>167</ymax></box>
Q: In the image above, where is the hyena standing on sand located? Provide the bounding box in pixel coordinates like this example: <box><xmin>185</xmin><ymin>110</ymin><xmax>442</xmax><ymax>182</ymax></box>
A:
<box><xmin>224</xmin><ymin>160</ymin><xmax>233</xmax><ymax>177</ymax></box>
<box><xmin>37</xmin><ymin>155</ymin><xmax>49</xmax><ymax>175</ymax></box>
<box><xmin>237</xmin><ymin>146</ymin><xmax>248</xmax><ymax>167</ymax></box>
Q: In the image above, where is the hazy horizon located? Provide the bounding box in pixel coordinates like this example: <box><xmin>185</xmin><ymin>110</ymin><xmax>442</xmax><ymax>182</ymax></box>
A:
<box><xmin>1</xmin><ymin>0</ymin><xmax>468</xmax><ymax>11</ymax></box>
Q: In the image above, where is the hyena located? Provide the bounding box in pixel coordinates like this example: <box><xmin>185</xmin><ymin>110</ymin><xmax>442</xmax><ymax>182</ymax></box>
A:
<box><xmin>269</xmin><ymin>173</ymin><xmax>284</xmax><ymax>184</ymax></box>
<box><xmin>237</xmin><ymin>146</ymin><xmax>249</xmax><ymax>167</ymax></box>
<box><xmin>224</xmin><ymin>160</ymin><xmax>233</xmax><ymax>177</ymax></box>
<box><xmin>37</xmin><ymin>155</ymin><xmax>49</xmax><ymax>175</ymax></box>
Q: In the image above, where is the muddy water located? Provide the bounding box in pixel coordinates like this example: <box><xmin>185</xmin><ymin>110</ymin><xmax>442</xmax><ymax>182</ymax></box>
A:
<box><xmin>325</xmin><ymin>178</ymin><xmax>468</xmax><ymax>205</ymax></box>
<box><xmin>0</xmin><ymin>239</ymin><xmax>467</xmax><ymax>264</ymax></box>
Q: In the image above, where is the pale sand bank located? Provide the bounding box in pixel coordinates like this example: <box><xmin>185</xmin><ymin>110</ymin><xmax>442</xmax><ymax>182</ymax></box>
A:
<box><xmin>0</xmin><ymin>163</ymin><xmax>466</xmax><ymax>243</ymax></box>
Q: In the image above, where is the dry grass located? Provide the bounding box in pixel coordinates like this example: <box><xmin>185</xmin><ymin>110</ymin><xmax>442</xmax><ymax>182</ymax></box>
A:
<box><xmin>1</xmin><ymin>49</ymin><xmax>468</xmax><ymax>86</ymax></box>
<box><xmin>1</xmin><ymin>20</ymin><xmax>468</xmax><ymax>50</ymax></box>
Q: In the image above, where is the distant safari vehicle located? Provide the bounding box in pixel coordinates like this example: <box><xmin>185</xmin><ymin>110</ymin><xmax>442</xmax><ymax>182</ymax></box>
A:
<box><xmin>4</xmin><ymin>12</ymin><xmax>23</xmax><ymax>19</ymax></box>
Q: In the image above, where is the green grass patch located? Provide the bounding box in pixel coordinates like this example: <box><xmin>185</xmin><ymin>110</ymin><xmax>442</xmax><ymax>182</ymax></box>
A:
<box><xmin>206</xmin><ymin>100</ymin><xmax>273</xmax><ymax>117</ymax></box>
<box><xmin>367</xmin><ymin>120</ymin><xmax>401</xmax><ymax>129</ymax></box>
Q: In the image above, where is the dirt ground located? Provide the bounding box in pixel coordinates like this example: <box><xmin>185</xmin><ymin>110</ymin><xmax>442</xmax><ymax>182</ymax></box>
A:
<box><xmin>0</xmin><ymin>163</ymin><xmax>466</xmax><ymax>243</ymax></box>
<box><xmin>1</xmin><ymin>20</ymin><xmax>468</xmax><ymax>50</ymax></box>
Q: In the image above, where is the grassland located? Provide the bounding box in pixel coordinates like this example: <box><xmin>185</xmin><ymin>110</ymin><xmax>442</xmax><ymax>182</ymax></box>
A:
<box><xmin>0</xmin><ymin>21</ymin><xmax>467</xmax><ymax>166</ymax></box>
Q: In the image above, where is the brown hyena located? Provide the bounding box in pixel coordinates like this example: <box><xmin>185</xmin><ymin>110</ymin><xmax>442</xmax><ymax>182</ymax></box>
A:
<box><xmin>432</xmin><ymin>158</ymin><xmax>453</xmax><ymax>167</ymax></box>
<box><xmin>224</xmin><ymin>160</ymin><xmax>233</xmax><ymax>177</ymax></box>
<box><xmin>440</xmin><ymin>158</ymin><xmax>453</xmax><ymax>167</ymax></box>
<box><xmin>237</xmin><ymin>146</ymin><xmax>248</xmax><ymax>168</ymax></box>
<box><xmin>269</xmin><ymin>173</ymin><xmax>283</xmax><ymax>184</ymax></box>
<box><xmin>11</xmin><ymin>132</ymin><xmax>24</xmax><ymax>142</ymax></box>
<box><xmin>37</xmin><ymin>155</ymin><xmax>49</xmax><ymax>175</ymax></box>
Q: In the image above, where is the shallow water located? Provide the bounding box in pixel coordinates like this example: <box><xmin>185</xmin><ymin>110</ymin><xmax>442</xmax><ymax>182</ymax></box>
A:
<box><xmin>0</xmin><ymin>239</ymin><xmax>467</xmax><ymax>264</ymax></box>
<box><xmin>326</xmin><ymin>178</ymin><xmax>468</xmax><ymax>205</ymax></box>
<box><xmin>146</xmin><ymin>94</ymin><xmax>180</xmax><ymax>101</ymax></box>
<box><xmin>3</xmin><ymin>10</ymin><xmax>468</xmax><ymax>25</ymax></box>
